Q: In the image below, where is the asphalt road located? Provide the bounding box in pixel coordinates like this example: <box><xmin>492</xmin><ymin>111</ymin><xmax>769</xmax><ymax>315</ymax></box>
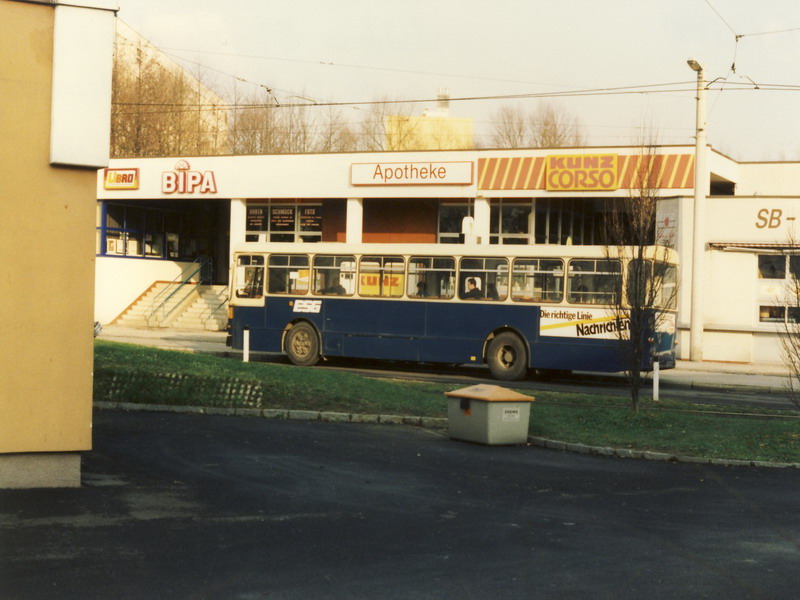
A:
<box><xmin>2</xmin><ymin>410</ymin><xmax>799</xmax><ymax>599</ymax></box>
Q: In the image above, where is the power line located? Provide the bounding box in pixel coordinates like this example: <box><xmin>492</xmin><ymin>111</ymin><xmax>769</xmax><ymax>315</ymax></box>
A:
<box><xmin>114</xmin><ymin>78</ymin><xmax>800</xmax><ymax>116</ymax></box>
<box><xmin>159</xmin><ymin>45</ymin><xmax>580</xmax><ymax>90</ymax></box>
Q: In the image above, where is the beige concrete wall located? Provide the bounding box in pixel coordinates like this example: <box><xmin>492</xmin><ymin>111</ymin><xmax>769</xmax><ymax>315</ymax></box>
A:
<box><xmin>0</xmin><ymin>2</ymin><xmax>94</xmax><ymax>458</ymax></box>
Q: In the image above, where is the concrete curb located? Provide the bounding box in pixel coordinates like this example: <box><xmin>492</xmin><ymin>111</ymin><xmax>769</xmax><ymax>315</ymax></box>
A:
<box><xmin>94</xmin><ymin>401</ymin><xmax>800</xmax><ymax>470</ymax></box>
<box><xmin>527</xmin><ymin>436</ymin><xmax>800</xmax><ymax>469</ymax></box>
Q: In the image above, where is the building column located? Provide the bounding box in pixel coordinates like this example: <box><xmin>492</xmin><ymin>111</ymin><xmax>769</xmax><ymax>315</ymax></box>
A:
<box><xmin>474</xmin><ymin>197</ymin><xmax>491</xmax><ymax>244</ymax></box>
<box><xmin>229</xmin><ymin>199</ymin><xmax>247</xmax><ymax>266</ymax></box>
<box><xmin>346</xmin><ymin>198</ymin><xmax>363</xmax><ymax>244</ymax></box>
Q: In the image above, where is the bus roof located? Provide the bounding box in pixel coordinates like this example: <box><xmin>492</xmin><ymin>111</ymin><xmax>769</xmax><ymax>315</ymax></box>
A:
<box><xmin>232</xmin><ymin>242</ymin><xmax>679</xmax><ymax>262</ymax></box>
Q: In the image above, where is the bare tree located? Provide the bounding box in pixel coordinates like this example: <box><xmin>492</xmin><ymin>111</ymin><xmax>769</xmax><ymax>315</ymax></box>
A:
<box><xmin>489</xmin><ymin>101</ymin><xmax>584</xmax><ymax>149</ymax></box>
<box><xmin>489</xmin><ymin>105</ymin><xmax>529</xmax><ymax>148</ymax></box>
<box><xmin>603</xmin><ymin>139</ymin><xmax>679</xmax><ymax>411</ymax></box>
<box><xmin>111</xmin><ymin>37</ymin><xmax>228</xmax><ymax>157</ymax></box>
<box><xmin>531</xmin><ymin>102</ymin><xmax>585</xmax><ymax>148</ymax></box>
<box><xmin>778</xmin><ymin>241</ymin><xmax>800</xmax><ymax>408</ymax></box>
<box><xmin>228</xmin><ymin>86</ymin><xmax>281</xmax><ymax>155</ymax></box>
<box><xmin>359</xmin><ymin>99</ymin><xmax>418</xmax><ymax>151</ymax></box>
<box><xmin>316</xmin><ymin>106</ymin><xmax>359</xmax><ymax>153</ymax></box>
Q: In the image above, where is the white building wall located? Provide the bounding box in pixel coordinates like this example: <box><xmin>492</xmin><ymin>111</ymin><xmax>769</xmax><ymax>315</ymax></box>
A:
<box><xmin>735</xmin><ymin>162</ymin><xmax>800</xmax><ymax>196</ymax></box>
<box><xmin>95</xmin><ymin>256</ymin><xmax>197</xmax><ymax>324</ymax></box>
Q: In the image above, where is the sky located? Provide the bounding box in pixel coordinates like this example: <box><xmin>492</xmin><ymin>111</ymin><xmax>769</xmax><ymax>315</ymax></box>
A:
<box><xmin>116</xmin><ymin>0</ymin><xmax>800</xmax><ymax>160</ymax></box>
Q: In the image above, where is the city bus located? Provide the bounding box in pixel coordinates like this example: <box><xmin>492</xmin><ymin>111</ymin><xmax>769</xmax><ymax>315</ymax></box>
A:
<box><xmin>226</xmin><ymin>242</ymin><xmax>678</xmax><ymax>381</ymax></box>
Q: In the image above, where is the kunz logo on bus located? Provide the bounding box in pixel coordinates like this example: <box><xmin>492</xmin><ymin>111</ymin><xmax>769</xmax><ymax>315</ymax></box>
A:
<box><xmin>546</xmin><ymin>154</ymin><xmax>618</xmax><ymax>191</ymax></box>
<box><xmin>162</xmin><ymin>160</ymin><xmax>217</xmax><ymax>194</ymax></box>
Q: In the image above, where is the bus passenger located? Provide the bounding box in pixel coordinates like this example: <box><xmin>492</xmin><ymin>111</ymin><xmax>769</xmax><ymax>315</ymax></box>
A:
<box><xmin>415</xmin><ymin>281</ymin><xmax>427</xmax><ymax>297</ymax></box>
<box><xmin>321</xmin><ymin>277</ymin><xmax>346</xmax><ymax>295</ymax></box>
<box><xmin>462</xmin><ymin>277</ymin><xmax>482</xmax><ymax>299</ymax></box>
<box><xmin>486</xmin><ymin>283</ymin><xmax>499</xmax><ymax>301</ymax></box>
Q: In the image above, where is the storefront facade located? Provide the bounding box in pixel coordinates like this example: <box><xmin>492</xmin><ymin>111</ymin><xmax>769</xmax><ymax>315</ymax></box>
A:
<box><xmin>97</xmin><ymin>146</ymin><xmax>800</xmax><ymax>365</ymax></box>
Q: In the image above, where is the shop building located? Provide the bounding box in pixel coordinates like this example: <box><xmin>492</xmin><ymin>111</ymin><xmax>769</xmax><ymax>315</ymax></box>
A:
<box><xmin>97</xmin><ymin>145</ymin><xmax>800</xmax><ymax>365</ymax></box>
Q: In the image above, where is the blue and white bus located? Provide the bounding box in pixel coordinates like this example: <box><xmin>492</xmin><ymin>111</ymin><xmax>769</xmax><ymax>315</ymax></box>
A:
<box><xmin>226</xmin><ymin>242</ymin><xmax>678</xmax><ymax>381</ymax></box>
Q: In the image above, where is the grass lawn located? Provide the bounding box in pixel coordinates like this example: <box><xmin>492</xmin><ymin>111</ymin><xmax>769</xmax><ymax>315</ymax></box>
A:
<box><xmin>94</xmin><ymin>340</ymin><xmax>800</xmax><ymax>464</ymax></box>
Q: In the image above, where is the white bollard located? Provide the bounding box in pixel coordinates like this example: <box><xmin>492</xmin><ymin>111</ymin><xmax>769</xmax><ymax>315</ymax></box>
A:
<box><xmin>653</xmin><ymin>359</ymin><xmax>660</xmax><ymax>402</ymax></box>
<box><xmin>243</xmin><ymin>327</ymin><xmax>250</xmax><ymax>363</ymax></box>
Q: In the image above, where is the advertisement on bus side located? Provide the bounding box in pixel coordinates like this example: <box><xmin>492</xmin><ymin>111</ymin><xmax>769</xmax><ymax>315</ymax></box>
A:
<box><xmin>539</xmin><ymin>307</ymin><xmax>629</xmax><ymax>340</ymax></box>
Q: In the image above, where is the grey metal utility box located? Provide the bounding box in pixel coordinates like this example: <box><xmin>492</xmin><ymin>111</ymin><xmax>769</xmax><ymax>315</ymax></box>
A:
<box><xmin>445</xmin><ymin>384</ymin><xmax>534</xmax><ymax>445</ymax></box>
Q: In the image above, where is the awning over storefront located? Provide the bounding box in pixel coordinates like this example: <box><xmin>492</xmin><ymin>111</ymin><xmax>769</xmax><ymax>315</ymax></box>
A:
<box><xmin>709</xmin><ymin>242</ymin><xmax>800</xmax><ymax>252</ymax></box>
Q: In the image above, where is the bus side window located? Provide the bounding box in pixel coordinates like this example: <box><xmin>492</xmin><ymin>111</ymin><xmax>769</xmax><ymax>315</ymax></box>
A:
<box><xmin>359</xmin><ymin>256</ymin><xmax>405</xmax><ymax>298</ymax></box>
<box><xmin>408</xmin><ymin>256</ymin><xmax>455</xmax><ymax>299</ymax></box>
<box><xmin>459</xmin><ymin>257</ymin><xmax>508</xmax><ymax>301</ymax></box>
<box><xmin>268</xmin><ymin>254</ymin><xmax>309</xmax><ymax>295</ymax></box>
<box><xmin>511</xmin><ymin>258</ymin><xmax>564</xmax><ymax>303</ymax></box>
<box><xmin>235</xmin><ymin>255</ymin><xmax>265</xmax><ymax>299</ymax></box>
<box><xmin>313</xmin><ymin>255</ymin><xmax>355</xmax><ymax>296</ymax></box>
<box><xmin>567</xmin><ymin>259</ymin><xmax>620</xmax><ymax>305</ymax></box>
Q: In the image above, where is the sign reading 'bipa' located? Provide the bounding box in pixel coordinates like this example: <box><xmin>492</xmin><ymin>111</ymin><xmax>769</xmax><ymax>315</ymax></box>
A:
<box><xmin>162</xmin><ymin>160</ymin><xmax>218</xmax><ymax>194</ymax></box>
<box><xmin>351</xmin><ymin>161</ymin><xmax>473</xmax><ymax>186</ymax></box>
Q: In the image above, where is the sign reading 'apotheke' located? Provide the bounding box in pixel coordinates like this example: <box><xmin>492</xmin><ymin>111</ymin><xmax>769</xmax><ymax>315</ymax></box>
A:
<box><xmin>351</xmin><ymin>161</ymin><xmax>473</xmax><ymax>186</ymax></box>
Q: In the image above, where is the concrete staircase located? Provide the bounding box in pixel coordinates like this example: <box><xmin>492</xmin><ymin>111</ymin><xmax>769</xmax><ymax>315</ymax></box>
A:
<box><xmin>113</xmin><ymin>283</ymin><xmax>229</xmax><ymax>331</ymax></box>
<box><xmin>172</xmin><ymin>285</ymin><xmax>229</xmax><ymax>331</ymax></box>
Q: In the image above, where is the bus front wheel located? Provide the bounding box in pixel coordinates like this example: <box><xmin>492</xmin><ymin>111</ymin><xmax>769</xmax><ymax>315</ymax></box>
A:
<box><xmin>486</xmin><ymin>332</ymin><xmax>528</xmax><ymax>381</ymax></box>
<box><xmin>285</xmin><ymin>322</ymin><xmax>320</xmax><ymax>367</ymax></box>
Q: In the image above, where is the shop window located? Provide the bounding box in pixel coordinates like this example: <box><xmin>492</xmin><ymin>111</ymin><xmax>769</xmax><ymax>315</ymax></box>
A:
<box><xmin>408</xmin><ymin>257</ymin><xmax>455</xmax><ymax>299</ymax></box>
<box><xmin>759</xmin><ymin>305</ymin><xmax>800</xmax><ymax>324</ymax></box>
<box><xmin>490</xmin><ymin>200</ymin><xmax>532</xmax><ymax>245</ymax></box>
<box><xmin>758</xmin><ymin>255</ymin><xmax>785</xmax><ymax>279</ymax></box>
<box><xmin>438</xmin><ymin>203</ymin><xmax>471</xmax><ymax>243</ymax></box>
<box><xmin>246</xmin><ymin>202</ymin><xmax>322</xmax><ymax>243</ymax></box>
<box><xmin>790</xmin><ymin>256</ymin><xmax>800</xmax><ymax>279</ymax></box>
<box><xmin>99</xmin><ymin>201</ymin><xmax>217</xmax><ymax>261</ymax></box>
<box><xmin>358</xmin><ymin>256</ymin><xmax>404</xmax><ymax>298</ymax></box>
<box><xmin>534</xmin><ymin>198</ymin><xmax>611</xmax><ymax>246</ymax></box>
<box><xmin>511</xmin><ymin>258</ymin><xmax>564</xmax><ymax>303</ymax></box>
<box><xmin>759</xmin><ymin>305</ymin><xmax>785</xmax><ymax>323</ymax></box>
<box><xmin>567</xmin><ymin>259</ymin><xmax>621</xmax><ymax>305</ymax></box>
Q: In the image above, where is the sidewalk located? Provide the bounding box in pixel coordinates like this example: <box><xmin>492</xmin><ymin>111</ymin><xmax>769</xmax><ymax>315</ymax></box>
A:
<box><xmin>96</xmin><ymin>325</ymin><xmax>794</xmax><ymax>394</ymax></box>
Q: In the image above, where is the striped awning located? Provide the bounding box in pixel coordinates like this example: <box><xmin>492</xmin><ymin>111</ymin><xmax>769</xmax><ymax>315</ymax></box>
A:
<box><xmin>477</xmin><ymin>153</ymin><xmax>695</xmax><ymax>191</ymax></box>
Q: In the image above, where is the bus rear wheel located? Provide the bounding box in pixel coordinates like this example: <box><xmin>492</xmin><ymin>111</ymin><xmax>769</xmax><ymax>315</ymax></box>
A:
<box><xmin>285</xmin><ymin>322</ymin><xmax>320</xmax><ymax>367</ymax></box>
<box><xmin>486</xmin><ymin>332</ymin><xmax>528</xmax><ymax>381</ymax></box>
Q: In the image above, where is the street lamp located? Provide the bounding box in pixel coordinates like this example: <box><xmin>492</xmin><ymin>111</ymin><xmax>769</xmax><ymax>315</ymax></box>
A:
<box><xmin>688</xmin><ymin>58</ymin><xmax>706</xmax><ymax>361</ymax></box>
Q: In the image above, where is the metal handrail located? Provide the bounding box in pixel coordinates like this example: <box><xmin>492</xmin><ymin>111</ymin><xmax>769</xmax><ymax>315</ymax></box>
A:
<box><xmin>197</xmin><ymin>285</ymin><xmax>230</xmax><ymax>325</ymax></box>
<box><xmin>145</xmin><ymin>257</ymin><xmax>211</xmax><ymax>326</ymax></box>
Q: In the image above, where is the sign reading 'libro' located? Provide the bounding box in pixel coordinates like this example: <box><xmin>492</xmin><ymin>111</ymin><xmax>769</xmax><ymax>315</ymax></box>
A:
<box><xmin>351</xmin><ymin>161</ymin><xmax>473</xmax><ymax>186</ymax></box>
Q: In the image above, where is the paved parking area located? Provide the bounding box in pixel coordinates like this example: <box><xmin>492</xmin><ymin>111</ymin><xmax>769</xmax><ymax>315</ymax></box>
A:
<box><xmin>2</xmin><ymin>410</ymin><xmax>799</xmax><ymax>599</ymax></box>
